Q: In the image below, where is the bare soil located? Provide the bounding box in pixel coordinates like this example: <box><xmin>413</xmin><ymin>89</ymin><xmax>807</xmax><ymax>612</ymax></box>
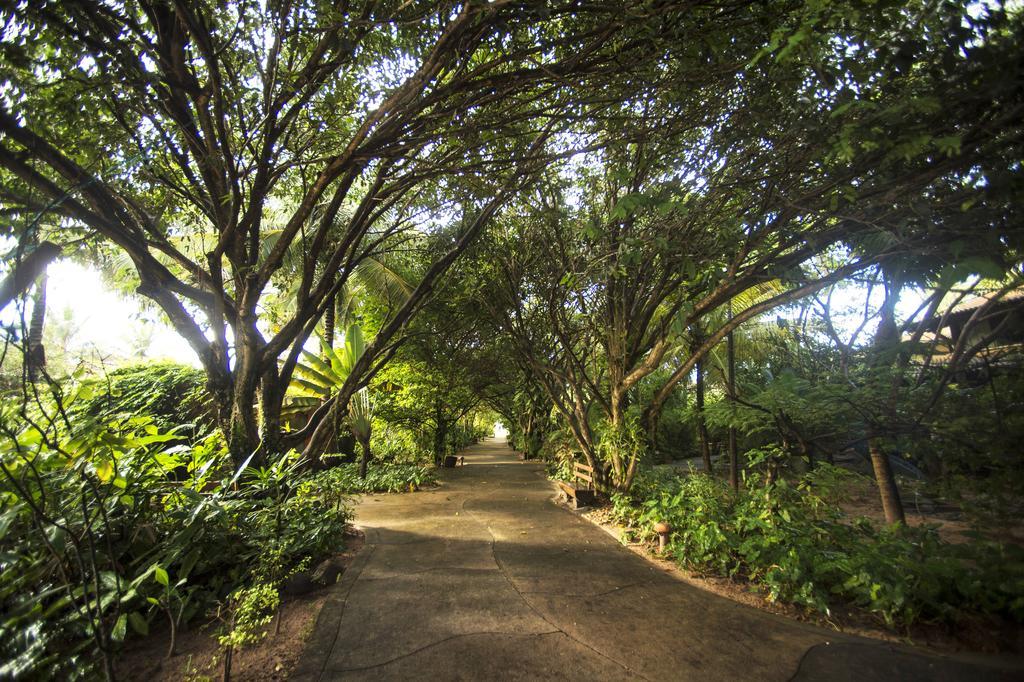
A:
<box><xmin>578</xmin><ymin>504</ymin><xmax>1024</xmax><ymax>656</ymax></box>
<box><xmin>115</xmin><ymin>529</ymin><xmax>365</xmax><ymax>682</ymax></box>
<box><xmin>838</xmin><ymin>477</ymin><xmax>1024</xmax><ymax>547</ymax></box>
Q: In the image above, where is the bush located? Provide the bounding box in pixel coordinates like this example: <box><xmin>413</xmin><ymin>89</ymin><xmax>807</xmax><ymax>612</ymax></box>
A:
<box><xmin>611</xmin><ymin>464</ymin><xmax>1024</xmax><ymax>627</ymax></box>
<box><xmin>76</xmin><ymin>362</ymin><xmax>215</xmax><ymax>441</ymax></box>
<box><xmin>369</xmin><ymin>426</ymin><xmax>432</xmax><ymax>465</ymax></box>
<box><xmin>0</xmin><ymin>399</ymin><xmax>351</xmax><ymax>680</ymax></box>
<box><xmin>316</xmin><ymin>462</ymin><xmax>437</xmax><ymax>493</ymax></box>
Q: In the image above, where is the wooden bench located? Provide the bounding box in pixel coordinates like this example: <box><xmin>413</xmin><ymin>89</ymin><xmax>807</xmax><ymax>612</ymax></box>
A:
<box><xmin>557</xmin><ymin>462</ymin><xmax>599</xmax><ymax>509</ymax></box>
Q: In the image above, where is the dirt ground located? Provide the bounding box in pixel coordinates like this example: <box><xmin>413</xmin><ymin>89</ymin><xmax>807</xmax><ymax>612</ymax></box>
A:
<box><xmin>579</xmin><ymin>504</ymin><xmax>1024</xmax><ymax>656</ymax></box>
<box><xmin>115</xmin><ymin>529</ymin><xmax>364</xmax><ymax>682</ymax></box>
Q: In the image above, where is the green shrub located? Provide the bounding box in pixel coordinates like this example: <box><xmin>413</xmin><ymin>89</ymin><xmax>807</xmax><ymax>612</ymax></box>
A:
<box><xmin>611</xmin><ymin>464</ymin><xmax>1024</xmax><ymax>627</ymax></box>
<box><xmin>0</xmin><ymin>399</ymin><xmax>351</xmax><ymax>680</ymax></box>
<box><xmin>315</xmin><ymin>462</ymin><xmax>437</xmax><ymax>493</ymax></box>
<box><xmin>369</xmin><ymin>426</ymin><xmax>432</xmax><ymax>464</ymax></box>
<box><xmin>76</xmin><ymin>362</ymin><xmax>215</xmax><ymax>440</ymax></box>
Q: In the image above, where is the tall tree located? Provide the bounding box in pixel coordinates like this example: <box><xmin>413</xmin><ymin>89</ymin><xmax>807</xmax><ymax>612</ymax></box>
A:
<box><xmin>0</xmin><ymin>0</ymin><xmax>689</xmax><ymax>464</ymax></box>
<box><xmin>479</xmin><ymin>0</ymin><xmax>1024</xmax><ymax>491</ymax></box>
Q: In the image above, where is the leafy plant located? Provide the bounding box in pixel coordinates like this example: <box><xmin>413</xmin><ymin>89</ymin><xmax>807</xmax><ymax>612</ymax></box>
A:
<box><xmin>285</xmin><ymin>324</ymin><xmax>366</xmax><ymax>416</ymax></box>
<box><xmin>76</xmin><ymin>362</ymin><xmax>214</xmax><ymax>441</ymax></box>
<box><xmin>216</xmin><ymin>583</ymin><xmax>280</xmax><ymax>682</ymax></box>
<box><xmin>313</xmin><ymin>463</ymin><xmax>437</xmax><ymax>494</ymax></box>
<box><xmin>610</xmin><ymin>465</ymin><xmax>1024</xmax><ymax>627</ymax></box>
<box><xmin>0</xmin><ymin>389</ymin><xmax>352</xmax><ymax>680</ymax></box>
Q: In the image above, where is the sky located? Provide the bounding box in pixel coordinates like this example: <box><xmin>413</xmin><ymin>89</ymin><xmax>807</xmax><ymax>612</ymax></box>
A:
<box><xmin>24</xmin><ymin>258</ymin><xmax>932</xmax><ymax>379</ymax></box>
<box><xmin>42</xmin><ymin>260</ymin><xmax>200</xmax><ymax>368</ymax></box>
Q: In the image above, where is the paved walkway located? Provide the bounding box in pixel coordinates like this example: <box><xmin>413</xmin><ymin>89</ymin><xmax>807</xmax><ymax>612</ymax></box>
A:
<box><xmin>295</xmin><ymin>437</ymin><xmax>1022</xmax><ymax>681</ymax></box>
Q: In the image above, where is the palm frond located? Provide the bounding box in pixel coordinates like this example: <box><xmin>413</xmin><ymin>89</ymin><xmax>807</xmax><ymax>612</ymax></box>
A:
<box><xmin>352</xmin><ymin>256</ymin><xmax>413</xmax><ymax>307</ymax></box>
<box><xmin>348</xmin><ymin>387</ymin><xmax>372</xmax><ymax>441</ymax></box>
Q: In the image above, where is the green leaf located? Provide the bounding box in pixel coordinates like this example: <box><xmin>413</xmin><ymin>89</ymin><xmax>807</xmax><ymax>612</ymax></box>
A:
<box><xmin>95</xmin><ymin>460</ymin><xmax>114</xmax><ymax>483</ymax></box>
<box><xmin>128</xmin><ymin>612</ymin><xmax>149</xmax><ymax>636</ymax></box>
<box><xmin>112</xmin><ymin>614</ymin><xmax>127</xmax><ymax>642</ymax></box>
<box><xmin>153</xmin><ymin>566</ymin><xmax>169</xmax><ymax>587</ymax></box>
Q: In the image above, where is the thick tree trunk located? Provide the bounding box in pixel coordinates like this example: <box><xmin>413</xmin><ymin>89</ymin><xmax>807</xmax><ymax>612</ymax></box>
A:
<box><xmin>260</xmin><ymin>364</ymin><xmax>284</xmax><ymax>457</ymax></box>
<box><xmin>207</xmin><ymin>372</ymin><xmax>267</xmax><ymax>469</ymax></box>
<box><xmin>228</xmin><ymin>393</ymin><xmax>261</xmax><ymax>468</ymax></box>
<box><xmin>225</xmin><ymin>307</ymin><xmax>266</xmax><ymax>468</ymax></box>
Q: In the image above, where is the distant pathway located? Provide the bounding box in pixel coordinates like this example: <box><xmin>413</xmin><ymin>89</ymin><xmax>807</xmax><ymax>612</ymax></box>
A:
<box><xmin>295</xmin><ymin>437</ymin><xmax>1021</xmax><ymax>681</ymax></box>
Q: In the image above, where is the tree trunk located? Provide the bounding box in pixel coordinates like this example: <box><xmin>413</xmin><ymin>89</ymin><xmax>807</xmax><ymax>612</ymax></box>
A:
<box><xmin>695</xmin><ymin>357</ymin><xmax>713</xmax><ymax>475</ymax></box>
<box><xmin>433</xmin><ymin>405</ymin><xmax>448</xmax><ymax>466</ymax></box>
<box><xmin>225</xmin><ymin>309</ymin><xmax>266</xmax><ymax>468</ymax></box>
<box><xmin>26</xmin><ymin>270</ymin><xmax>47</xmax><ymax>381</ymax></box>
<box><xmin>726</xmin><ymin>304</ymin><xmax>739</xmax><ymax>491</ymax></box>
<box><xmin>228</xmin><ymin>398</ymin><xmax>261</xmax><ymax>469</ymax></box>
<box><xmin>358</xmin><ymin>436</ymin><xmax>371</xmax><ymax>479</ymax></box>
<box><xmin>609</xmin><ymin>384</ymin><xmax>626</xmax><ymax>430</ymax></box>
<box><xmin>867</xmin><ymin>267</ymin><xmax>907</xmax><ymax>524</ymax></box>
<box><xmin>324</xmin><ymin>292</ymin><xmax>336</xmax><ymax>348</ymax></box>
<box><xmin>869</xmin><ymin>432</ymin><xmax>905</xmax><ymax>524</ymax></box>
<box><xmin>260</xmin><ymin>364</ymin><xmax>284</xmax><ymax>457</ymax></box>
<box><xmin>643</xmin><ymin>404</ymin><xmax>661</xmax><ymax>456</ymax></box>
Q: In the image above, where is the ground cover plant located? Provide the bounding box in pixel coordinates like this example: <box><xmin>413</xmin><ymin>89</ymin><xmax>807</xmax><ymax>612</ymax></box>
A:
<box><xmin>0</xmin><ymin>383</ymin><xmax>352</xmax><ymax>680</ymax></box>
<box><xmin>315</xmin><ymin>462</ymin><xmax>438</xmax><ymax>494</ymax></box>
<box><xmin>609</xmin><ymin>465</ymin><xmax>1024</xmax><ymax>629</ymax></box>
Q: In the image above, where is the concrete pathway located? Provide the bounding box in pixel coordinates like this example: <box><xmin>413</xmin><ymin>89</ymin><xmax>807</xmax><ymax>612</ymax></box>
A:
<box><xmin>295</xmin><ymin>437</ymin><xmax>1022</xmax><ymax>681</ymax></box>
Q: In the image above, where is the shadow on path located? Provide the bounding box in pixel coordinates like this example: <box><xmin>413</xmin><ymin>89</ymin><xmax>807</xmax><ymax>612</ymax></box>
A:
<box><xmin>295</xmin><ymin>436</ymin><xmax>1023</xmax><ymax>681</ymax></box>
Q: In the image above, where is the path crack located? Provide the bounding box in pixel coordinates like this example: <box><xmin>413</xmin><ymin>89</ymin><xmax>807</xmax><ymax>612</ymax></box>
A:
<box><xmin>315</xmin><ymin>543</ymin><xmax>376</xmax><ymax>682</ymax></box>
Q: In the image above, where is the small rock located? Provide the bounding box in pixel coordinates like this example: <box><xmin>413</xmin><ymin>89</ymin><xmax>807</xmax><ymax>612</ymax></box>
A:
<box><xmin>282</xmin><ymin>571</ymin><xmax>317</xmax><ymax>596</ymax></box>
<box><xmin>311</xmin><ymin>559</ymin><xmax>343</xmax><ymax>586</ymax></box>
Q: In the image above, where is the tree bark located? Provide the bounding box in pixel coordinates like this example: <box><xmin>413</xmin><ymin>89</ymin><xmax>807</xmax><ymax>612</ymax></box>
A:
<box><xmin>868</xmin><ymin>432</ymin><xmax>905</xmax><ymax>524</ymax></box>
<box><xmin>726</xmin><ymin>304</ymin><xmax>739</xmax><ymax>491</ymax></box>
<box><xmin>695</xmin><ymin>356</ymin><xmax>713</xmax><ymax>475</ymax></box>
<box><xmin>433</xmin><ymin>402</ymin><xmax>448</xmax><ymax>466</ymax></box>
<box><xmin>26</xmin><ymin>270</ymin><xmax>47</xmax><ymax>381</ymax></box>
<box><xmin>867</xmin><ymin>268</ymin><xmax>907</xmax><ymax>524</ymax></box>
<box><xmin>358</xmin><ymin>436</ymin><xmax>371</xmax><ymax>479</ymax></box>
<box><xmin>324</xmin><ymin>292</ymin><xmax>336</xmax><ymax>349</ymax></box>
<box><xmin>0</xmin><ymin>241</ymin><xmax>60</xmax><ymax>312</ymax></box>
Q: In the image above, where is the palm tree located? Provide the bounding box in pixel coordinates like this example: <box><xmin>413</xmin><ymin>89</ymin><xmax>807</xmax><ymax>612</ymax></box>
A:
<box><xmin>26</xmin><ymin>269</ymin><xmax>47</xmax><ymax>381</ymax></box>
